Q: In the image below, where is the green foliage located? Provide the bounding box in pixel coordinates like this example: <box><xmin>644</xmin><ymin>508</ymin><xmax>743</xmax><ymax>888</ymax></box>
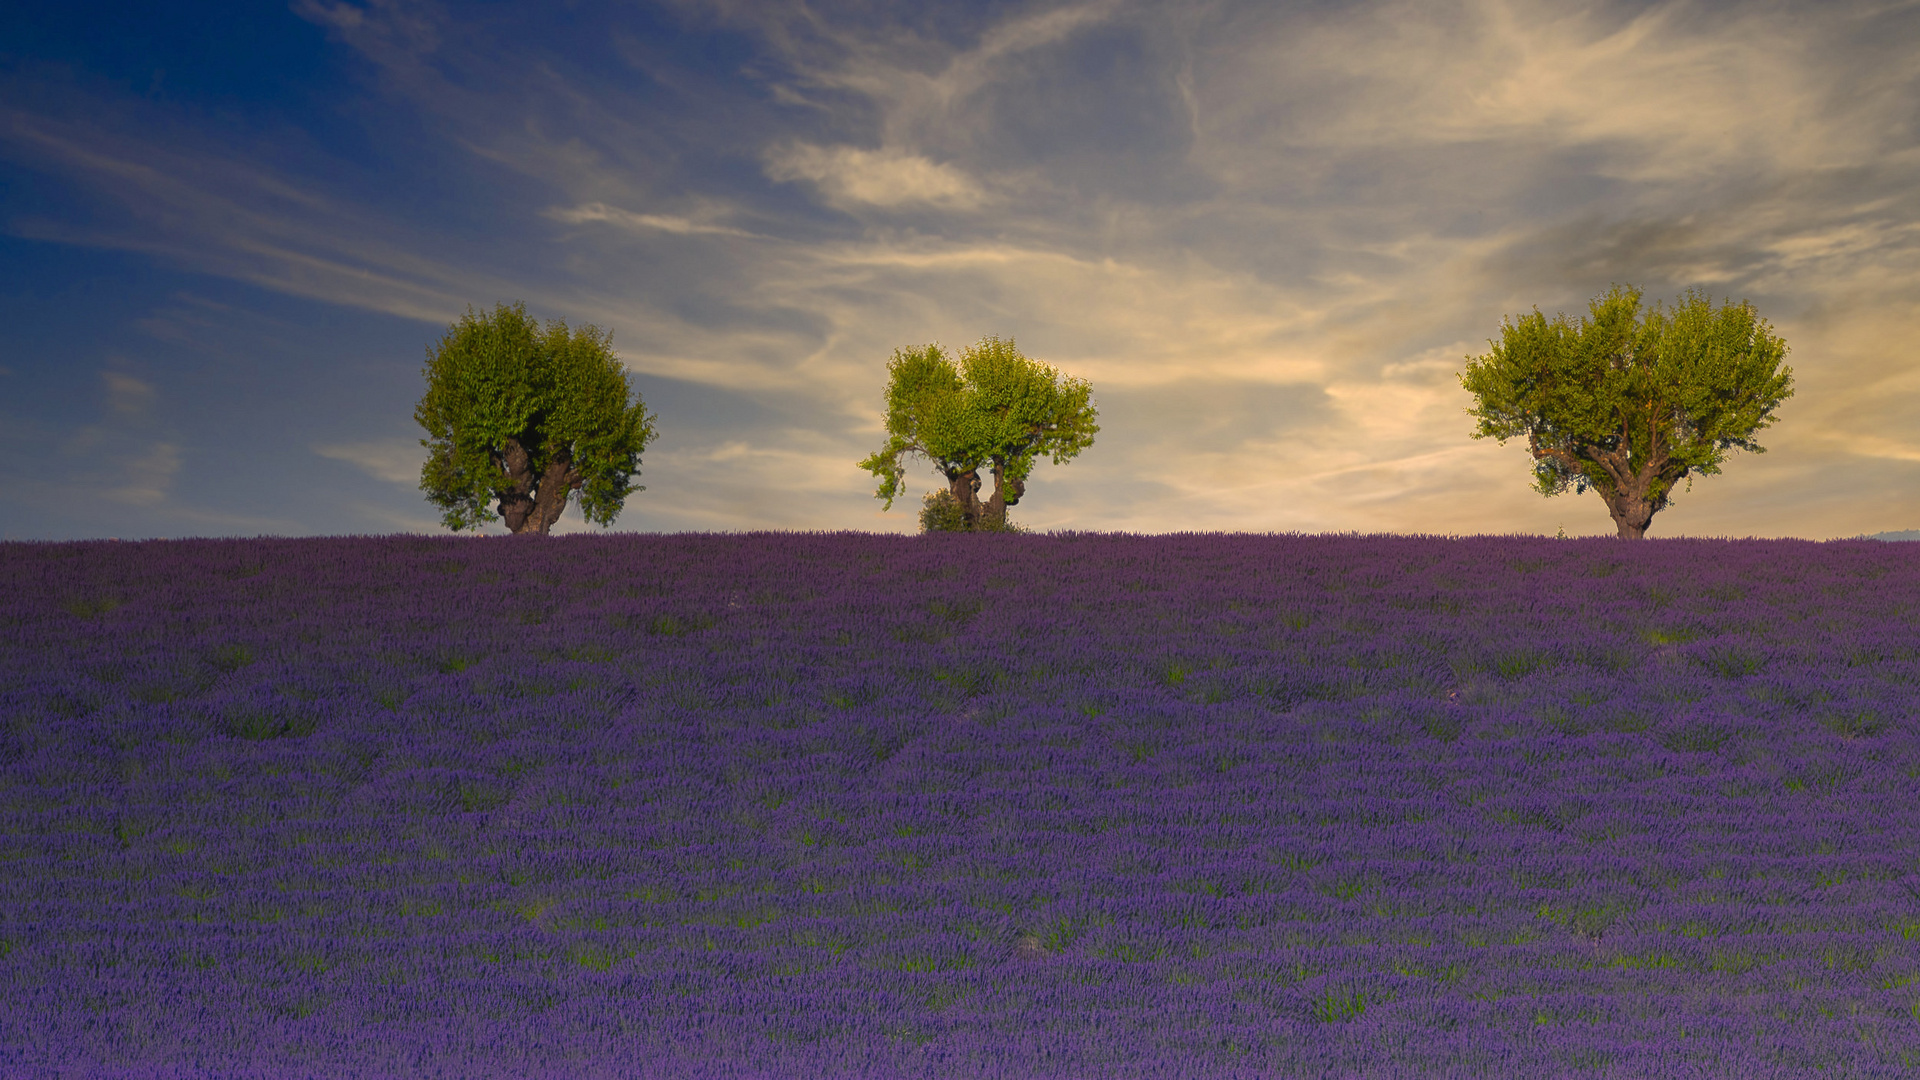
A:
<box><xmin>1311</xmin><ymin>986</ymin><xmax>1374</xmax><ymax>1023</ymax></box>
<box><xmin>918</xmin><ymin>489</ymin><xmax>1024</xmax><ymax>532</ymax></box>
<box><xmin>416</xmin><ymin>302</ymin><xmax>657</xmax><ymax>531</ymax></box>
<box><xmin>860</xmin><ymin>336</ymin><xmax>1097</xmax><ymax>527</ymax></box>
<box><xmin>1459</xmin><ymin>285</ymin><xmax>1792</xmax><ymax>511</ymax></box>
<box><xmin>918</xmin><ymin>489</ymin><xmax>969</xmax><ymax>532</ymax></box>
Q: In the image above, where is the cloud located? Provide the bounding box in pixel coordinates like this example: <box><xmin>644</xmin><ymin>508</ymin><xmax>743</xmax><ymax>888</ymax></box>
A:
<box><xmin>290</xmin><ymin>0</ymin><xmax>444</xmax><ymax>72</ymax></box>
<box><xmin>545</xmin><ymin>202</ymin><xmax>764</xmax><ymax>238</ymax></box>
<box><xmin>313</xmin><ymin>439</ymin><xmax>424</xmax><ymax>485</ymax></box>
<box><xmin>1840</xmin><ymin>435</ymin><xmax>1920</xmax><ymax>464</ymax></box>
<box><xmin>663</xmin><ymin>432</ymin><xmax>894</xmax><ymax>529</ymax></box>
<box><xmin>103</xmin><ymin>372</ymin><xmax>157</xmax><ymax>417</ymax></box>
<box><xmin>1190</xmin><ymin>0</ymin><xmax>1915</xmax><ymax>184</ymax></box>
<box><xmin>764</xmin><ymin>143</ymin><xmax>989</xmax><ymax>210</ymax></box>
<box><xmin>336</xmin><ymin>499</ymin><xmax>446</xmax><ymax>534</ymax></box>
<box><xmin>0</xmin><ymin>100</ymin><xmax>515</xmax><ymax>324</ymax></box>
<box><xmin>705</xmin><ymin>0</ymin><xmax>1117</xmax><ymax>116</ymax></box>
<box><xmin>103</xmin><ymin>441</ymin><xmax>181</xmax><ymax>507</ymax></box>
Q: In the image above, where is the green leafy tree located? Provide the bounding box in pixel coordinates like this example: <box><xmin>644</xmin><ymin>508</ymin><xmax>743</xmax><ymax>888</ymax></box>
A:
<box><xmin>1459</xmin><ymin>285</ymin><xmax>1792</xmax><ymax>539</ymax></box>
<box><xmin>860</xmin><ymin>336</ymin><xmax>1097</xmax><ymax>531</ymax></box>
<box><xmin>416</xmin><ymin>302</ymin><xmax>657</xmax><ymax>534</ymax></box>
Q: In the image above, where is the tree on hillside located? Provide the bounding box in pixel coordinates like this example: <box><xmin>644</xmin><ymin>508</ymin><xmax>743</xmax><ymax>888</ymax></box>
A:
<box><xmin>859</xmin><ymin>336</ymin><xmax>1098</xmax><ymax>531</ymax></box>
<box><xmin>416</xmin><ymin>302</ymin><xmax>657</xmax><ymax>535</ymax></box>
<box><xmin>1459</xmin><ymin>285</ymin><xmax>1792</xmax><ymax>539</ymax></box>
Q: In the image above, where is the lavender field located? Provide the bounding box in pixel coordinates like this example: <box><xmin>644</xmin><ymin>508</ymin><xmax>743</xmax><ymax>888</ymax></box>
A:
<box><xmin>4</xmin><ymin>532</ymin><xmax>1919</xmax><ymax>1078</ymax></box>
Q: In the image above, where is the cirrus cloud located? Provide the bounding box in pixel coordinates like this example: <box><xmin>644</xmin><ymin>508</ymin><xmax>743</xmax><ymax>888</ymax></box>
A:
<box><xmin>764</xmin><ymin>142</ymin><xmax>990</xmax><ymax>211</ymax></box>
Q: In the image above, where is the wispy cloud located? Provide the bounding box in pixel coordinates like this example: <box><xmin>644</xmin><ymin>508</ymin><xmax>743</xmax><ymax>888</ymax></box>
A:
<box><xmin>102</xmin><ymin>372</ymin><xmax>157</xmax><ymax>417</ymax></box>
<box><xmin>1189</xmin><ymin>0</ymin><xmax>1918</xmax><ymax>182</ymax></box>
<box><xmin>545</xmin><ymin>202</ymin><xmax>765</xmax><ymax>238</ymax></box>
<box><xmin>0</xmin><ymin>99</ymin><xmax>529</xmax><ymax>323</ymax></box>
<box><xmin>313</xmin><ymin>440</ymin><xmax>423</xmax><ymax>485</ymax></box>
<box><xmin>103</xmin><ymin>441</ymin><xmax>182</xmax><ymax>507</ymax></box>
<box><xmin>765</xmin><ymin>143</ymin><xmax>989</xmax><ymax>210</ymax></box>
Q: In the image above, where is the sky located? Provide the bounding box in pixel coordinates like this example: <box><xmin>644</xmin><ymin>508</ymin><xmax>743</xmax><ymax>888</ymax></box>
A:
<box><xmin>2</xmin><ymin>0</ymin><xmax>1918</xmax><ymax>541</ymax></box>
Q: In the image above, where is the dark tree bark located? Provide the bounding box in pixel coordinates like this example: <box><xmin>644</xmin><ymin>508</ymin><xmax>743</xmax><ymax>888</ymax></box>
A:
<box><xmin>1602</xmin><ymin>483</ymin><xmax>1665</xmax><ymax>540</ymax></box>
<box><xmin>945</xmin><ymin>468</ymin><xmax>983</xmax><ymax>529</ymax></box>
<box><xmin>1605</xmin><ymin>486</ymin><xmax>1666</xmax><ymax>538</ymax></box>
<box><xmin>494</xmin><ymin>438</ymin><xmax>536</xmax><ymax>533</ymax></box>
<box><xmin>493</xmin><ymin>436</ymin><xmax>582</xmax><ymax>535</ymax></box>
<box><xmin>983</xmin><ymin>461</ymin><xmax>1026</xmax><ymax>529</ymax></box>
<box><xmin>527</xmin><ymin>455</ymin><xmax>583</xmax><ymax>533</ymax></box>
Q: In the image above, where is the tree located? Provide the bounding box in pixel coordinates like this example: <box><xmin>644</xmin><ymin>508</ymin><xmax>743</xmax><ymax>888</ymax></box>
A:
<box><xmin>1459</xmin><ymin>285</ymin><xmax>1792</xmax><ymax>539</ymax></box>
<box><xmin>416</xmin><ymin>302</ymin><xmax>657</xmax><ymax>534</ymax></box>
<box><xmin>859</xmin><ymin>336</ymin><xmax>1098</xmax><ymax>531</ymax></box>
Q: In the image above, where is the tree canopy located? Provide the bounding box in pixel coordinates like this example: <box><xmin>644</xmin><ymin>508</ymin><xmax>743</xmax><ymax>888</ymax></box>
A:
<box><xmin>416</xmin><ymin>302</ymin><xmax>656</xmax><ymax>534</ymax></box>
<box><xmin>1459</xmin><ymin>285</ymin><xmax>1793</xmax><ymax>539</ymax></box>
<box><xmin>859</xmin><ymin>336</ymin><xmax>1098</xmax><ymax>531</ymax></box>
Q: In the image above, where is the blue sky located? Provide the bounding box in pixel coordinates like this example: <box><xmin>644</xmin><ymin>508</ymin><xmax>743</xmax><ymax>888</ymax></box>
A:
<box><xmin>3</xmin><ymin>0</ymin><xmax>1917</xmax><ymax>540</ymax></box>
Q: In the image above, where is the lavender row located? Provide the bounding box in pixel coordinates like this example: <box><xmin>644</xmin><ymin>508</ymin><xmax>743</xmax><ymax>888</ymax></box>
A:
<box><xmin>1</xmin><ymin>533</ymin><xmax>1917</xmax><ymax>1077</ymax></box>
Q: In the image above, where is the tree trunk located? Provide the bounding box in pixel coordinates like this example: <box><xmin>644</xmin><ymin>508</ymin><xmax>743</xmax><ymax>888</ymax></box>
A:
<box><xmin>983</xmin><ymin>462</ymin><xmax>1025</xmax><ymax>529</ymax></box>
<box><xmin>1600</xmin><ymin>475</ymin><xmax>1667</xmax><ymax>540</ymax></box>
<box><xmin>525</xmin><ymin>455</ymin><xmax>582</xmax><ymax>534</ymax></box>
<box><xmin>495</xmin><ymin>438</ymin><xmax>538</xmax><ymax>533</ymax></box>
<box><xmin>494</xmin><ymin>437</ymin><xmax>580</xmax><ymax>535</ymax></box>
<box><xmin>947</xmin><ymin>468</ymin><xmax>983</xmax><ymax>530</ymax></box>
